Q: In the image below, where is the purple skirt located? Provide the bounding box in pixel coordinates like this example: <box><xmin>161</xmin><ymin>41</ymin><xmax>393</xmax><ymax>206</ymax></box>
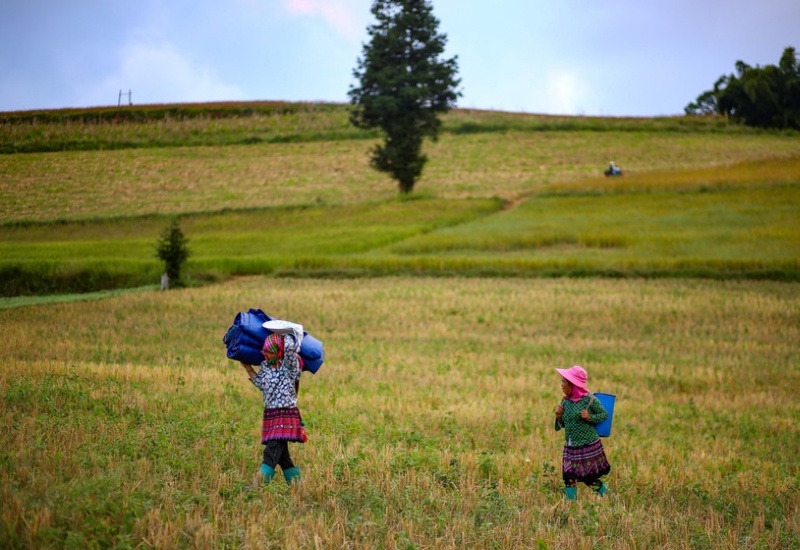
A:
<box><xmin>562</xmin><ymin>439</ymin><xmax>610</xmax><ymax>483</ymax></box>
<box><xmin>261</xmin><ymin>407</ymin><xmax>306</xmax><ymax>444</ymax></box>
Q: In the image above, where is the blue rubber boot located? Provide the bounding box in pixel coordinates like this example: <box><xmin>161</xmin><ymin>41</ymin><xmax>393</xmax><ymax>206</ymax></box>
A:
<box><xmin>283</xmin><ymin>466</ymin><xmax>301</xmax><ymax>485</ymax></box>
<box><xmin>593</xmin><ymin>482</ymin><xmax>608</xmax><ymax>497</ymax></box>
<box><xmin>564</xmin><ymin>486</ymin><xmax>577</xmax><ymax>500</ymax></box>
<box><xmin>259</xmin><ymin>463</ymin><xmax>275</xmax><ymax>484</ymax></box>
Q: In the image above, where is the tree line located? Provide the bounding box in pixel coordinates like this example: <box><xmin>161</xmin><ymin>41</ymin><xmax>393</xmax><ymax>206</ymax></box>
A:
<box><xmin>685</xmin><ymin>46</ymin><xmax>800</xmax><ymax>130</ymax></box>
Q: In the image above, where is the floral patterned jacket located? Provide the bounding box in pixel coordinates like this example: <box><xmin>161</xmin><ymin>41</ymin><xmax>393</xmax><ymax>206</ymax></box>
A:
<box><xmin>251</xmin><ymin>333</ymin><xmax>301</xmax><ymax>409</ymax></box>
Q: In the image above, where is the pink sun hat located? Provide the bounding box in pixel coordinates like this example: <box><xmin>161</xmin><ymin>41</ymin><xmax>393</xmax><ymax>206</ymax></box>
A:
<box><xmin>556</xmin><ymin>365</ymin><xmax>588</xmax><ymax>389</ymax></box>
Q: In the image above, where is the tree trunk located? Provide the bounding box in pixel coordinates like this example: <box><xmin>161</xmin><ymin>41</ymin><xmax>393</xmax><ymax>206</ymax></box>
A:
<box><xmin>399</xmin><ymin>180</ymin><xmax>414</xmax><ymax>194</ymax></box>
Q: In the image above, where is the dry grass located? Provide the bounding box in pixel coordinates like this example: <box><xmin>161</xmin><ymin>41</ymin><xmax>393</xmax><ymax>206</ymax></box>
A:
<box><xmin>2</xmin><ymin>131</ymin><xmax>798</xmax><ymax>224</ymax></box>
<box><xmin>2</xmin><ymin>276</ymin><xmax>798</xmax><ymax>548</ymax></box>
<box><xmin>2</xmin><ymin>105</ymin><xmax>798</xmax><ymax>547</ymax></box>
<box><xmin>546</xmin><ymin>156</ymin><xmax>800</xmax><ymax>196</ymax></box>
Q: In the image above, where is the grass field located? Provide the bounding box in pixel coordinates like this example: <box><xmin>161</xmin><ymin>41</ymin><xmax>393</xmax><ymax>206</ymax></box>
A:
<box><xmin>1</xmin><ymin>105</ymin><xmax>799</xmax><ymax>293</ymax></box>
<box><xmin>1</xmin><ymin>276</ymin><xmax>798</xmax><ymax>548</ymax></box>
<box><xmin>1</xmin><ymin>102</ymin><xmax>799</xmax><ymax>548</ymax></box>
<box><xmin>2</xmin><ymin>129</ymin><xmax>799</xmax><ymax>223</ymax></box>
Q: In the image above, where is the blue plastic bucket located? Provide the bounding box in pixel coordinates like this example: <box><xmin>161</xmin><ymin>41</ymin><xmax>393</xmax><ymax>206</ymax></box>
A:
<box><xmin>593</xmin><ymin>392</ymin><xmax>616</xmax><ymax>437</ymax></box>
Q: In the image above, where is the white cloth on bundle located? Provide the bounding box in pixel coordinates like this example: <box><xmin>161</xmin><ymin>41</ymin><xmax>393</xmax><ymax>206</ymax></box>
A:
<box><xmin>262</xmin><ymin>319</ymin><xmax>304</xmax><ymax>348</ymax></box>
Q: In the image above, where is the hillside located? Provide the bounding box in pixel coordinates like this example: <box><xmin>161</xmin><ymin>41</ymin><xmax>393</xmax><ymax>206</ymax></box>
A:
<box><xmin>0</xmin><ymin>101</ymin><xmax>754</xmax><ymax>154</ymax></box>
<box><xmin>1</xmin><ymin>102</ymin><xmax>799</xmax><ymax>297</ymax></box>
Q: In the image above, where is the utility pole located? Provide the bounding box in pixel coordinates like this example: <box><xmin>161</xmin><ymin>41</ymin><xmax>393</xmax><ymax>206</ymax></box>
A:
<box><xmin>118</xmin><ymin>89</ymin><xmax>132</xmax><ymax>106</ymax></box>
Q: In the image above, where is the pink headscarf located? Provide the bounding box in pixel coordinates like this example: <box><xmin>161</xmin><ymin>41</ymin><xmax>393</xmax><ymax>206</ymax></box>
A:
<box><xmin>262</xmin><ymin>332</ymin><xmax>306</xmax><ymax>371</ymax></box>
<box><xmin>556</xmin><ymin>365</ymin><xmax>591</xmax><ymax>402</ymax></box>
<box><xmin>262</xmin><ymin>333</ymin><xmax>284</xmax><ymax>367</ymax></box>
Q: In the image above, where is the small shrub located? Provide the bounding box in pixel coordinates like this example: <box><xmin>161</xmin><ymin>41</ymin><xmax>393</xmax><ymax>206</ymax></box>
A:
<box><xmin>155</xmin><ymin>218</ymin><xmax>190</xmax><ymax>289</ymax></box>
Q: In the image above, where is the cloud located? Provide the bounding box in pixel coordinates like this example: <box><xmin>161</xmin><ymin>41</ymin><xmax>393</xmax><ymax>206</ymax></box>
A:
<box><xmin>545</xmin><ymin>71</ymin><xmax>588</xmax><ymax>115</ymax></box>
<box><xmin>90</xmin><ymin>41</ymin><xmax>246</xmax><ymax>106</ymax></box>
<box><xmin>281</xmin><ymin>0</ymin><xmax>364</xmax><ymax>41</ymax></box>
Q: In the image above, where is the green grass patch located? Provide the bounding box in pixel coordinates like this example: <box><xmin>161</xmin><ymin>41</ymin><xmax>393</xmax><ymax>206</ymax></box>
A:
<box><xmin>392</xmin><ymin>184</ymin><xmax>800</xmax><ymax>262</ymax></box>
<box><xmin>0</xmin><ymin>198</ymin><xmax>502</xmax><ymax>296</ymax></box>
<box><xmin>0</xmin><ymin>104</ymin><xmax>372</xmax><ymax>154</ymax></box>
<box><xmin>2</xmin><ymin>160</ymin><xmax>799</xmax><ymax>295</ymax></box>
<box><xmin>0</xmin><ymin>261</ymin><xmax>161</xmax><ymax>297</ymax></box>
<box><xmin>2</xmin><ymin>101</ymin><xmax>789</xmax><ymax>155</ymax></box>
<box><xmin>0</xmin><ymin>285</ymin><xmax>156</xmax><ymax>310</ymax></box>
<box><xmin>545</xmin><ymin>156</ymin><xmax>800</xmax><ymax>196</ymax></box>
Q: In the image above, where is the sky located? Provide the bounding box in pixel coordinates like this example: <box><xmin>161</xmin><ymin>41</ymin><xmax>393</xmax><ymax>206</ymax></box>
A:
<box><xmin>2</xmin><ymin>0</ymin><xmax>798</xmax><ymax>117</ymax></box>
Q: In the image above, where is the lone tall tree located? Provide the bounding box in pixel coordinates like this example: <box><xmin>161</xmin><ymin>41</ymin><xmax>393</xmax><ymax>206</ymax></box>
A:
<box><xmin>349</xmin><ymin>0</ymin><xmax>461</xmax><ymax>194</ymax></box>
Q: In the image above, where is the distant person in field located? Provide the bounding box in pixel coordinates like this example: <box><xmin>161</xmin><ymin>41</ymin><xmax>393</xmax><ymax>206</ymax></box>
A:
<box><xmin>240</xmin><ymin>321</ymin><xmax>307</xmax><ymax>485</ymax></box>
<box><xmin>604</xmin><ymin>160</ymin><xmax>622</xmax><ymax>176</ymax></box>
<box><xmin>554</xmin><ymin>365</ymin><xmax>611</xmax><ymax>500</ymax></box>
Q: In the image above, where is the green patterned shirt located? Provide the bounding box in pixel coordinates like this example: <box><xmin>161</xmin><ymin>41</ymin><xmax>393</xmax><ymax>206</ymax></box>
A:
<box><xmin>554</xmin><ymin>394</ymin><xmax>608</xmax><ymax>447</ymax></box>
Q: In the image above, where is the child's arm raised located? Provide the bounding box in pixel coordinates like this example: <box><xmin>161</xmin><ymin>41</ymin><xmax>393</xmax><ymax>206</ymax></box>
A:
<box><xmin>240</xmin><ymin>361</ymin><xmax>257</xmax><ymax>381</ymax></box>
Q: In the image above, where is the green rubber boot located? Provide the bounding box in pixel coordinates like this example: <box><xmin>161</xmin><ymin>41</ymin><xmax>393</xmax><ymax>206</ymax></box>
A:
<box><xmin>283</xmin><ymin>466</ymin><xmax>301</xmax><ymax>485</ymax></box>
<box><xmin>592</xmin><ymin>481</ymin><xmax>608</xmax><ymax>497</ymax></box>
<box><xmin>259</xmin><ymin>463</ymin><xmax>275</xmax><ymax>484</ymax></box>
<box><xmin>564</xmin><ymin>486</ymin><xmax>577</xmax><ymax>500</ymax></box>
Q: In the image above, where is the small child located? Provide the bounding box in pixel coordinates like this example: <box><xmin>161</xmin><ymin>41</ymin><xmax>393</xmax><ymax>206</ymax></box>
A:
<box><xmin>554</xmin><ymin>365</ymin><xmax>611</xmax><ymax>500</ymax></box>
<box><xmin>240</xmin><ymin>321</ymin><xmax>307</xmax><ymax>485</ymax></box>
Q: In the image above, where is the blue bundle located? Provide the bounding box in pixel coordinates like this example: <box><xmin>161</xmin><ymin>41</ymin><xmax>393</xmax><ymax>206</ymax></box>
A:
<box><xmin>222</xmin><ymin>309</ymin><xmax>324</xmax><ymax>373</ymax></box>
